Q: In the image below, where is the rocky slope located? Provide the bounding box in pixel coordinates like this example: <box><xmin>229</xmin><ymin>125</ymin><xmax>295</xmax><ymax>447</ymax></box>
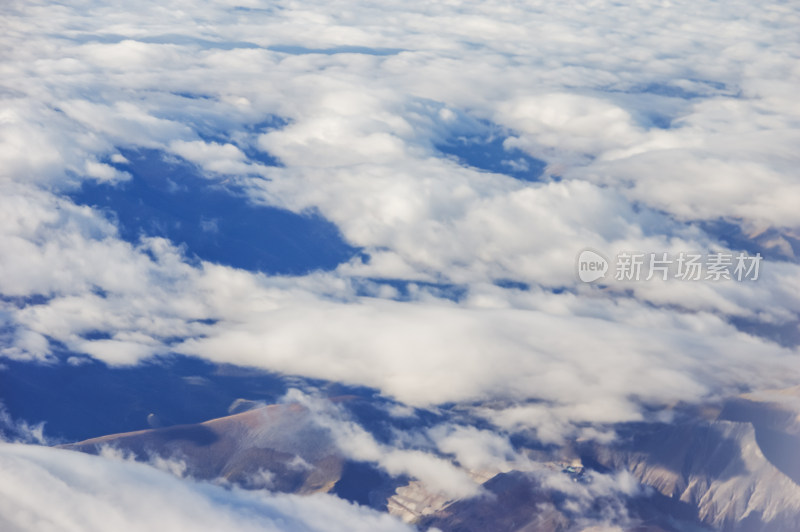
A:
<box><xmin>60</xmin><ymin>403</ymin><xmax>344</xmax><ymax>494</ymax></box>
<box><xmin>583</xmin><ymin>388</ymin><xmax>800</xmax><ymax>532</ymax></box>
<box><xmin>57</xmin><ymin>390</ymin><xmax>800</xmax><ymax>532</ymax></box>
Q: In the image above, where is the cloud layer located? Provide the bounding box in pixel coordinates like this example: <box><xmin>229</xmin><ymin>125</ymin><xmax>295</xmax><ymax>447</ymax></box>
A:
<box><xmin>0</xmin><ymin>442</ymin><xmax>413</xmax><ymax>532</ymax></box>
<box><xmin>1</xmin><ymin>0</ymin><xmax>799</xmax><ymax>459</ymax></box>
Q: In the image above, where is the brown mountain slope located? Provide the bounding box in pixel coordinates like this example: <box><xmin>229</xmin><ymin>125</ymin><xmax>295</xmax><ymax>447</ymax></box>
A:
<box><xmin>59</xmin><ymin>403</ymin><xmax>344</xmax><ymax>494</ymax></box>
<box><xmin>584</xmin><ymin>388</ymin><xmax>800</xmax><ymax>532</ymax></box>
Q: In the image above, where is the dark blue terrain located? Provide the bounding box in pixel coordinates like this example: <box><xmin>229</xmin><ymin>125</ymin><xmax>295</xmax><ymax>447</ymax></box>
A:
<box><xmin>69</xmin><ymin>148</ymin><xmax>358</xmax><ymax>275</ymax></box>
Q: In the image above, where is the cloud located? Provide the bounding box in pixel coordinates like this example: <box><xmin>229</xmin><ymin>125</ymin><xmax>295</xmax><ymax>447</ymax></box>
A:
<box><xmin>168</xmin><ymin>139</ymin><xmax>258</xmax><ymax>175</ymax></box>
<box><xmin>1</xmin><ymin>2</ymin><xmax>797</xmax><ymax>530</ymax></box>
<box><xmin>0</xmin><ymin>442</ymin><xmax>414</xmax><ymax>532</ymax></box>
<box><xmin>539</xmin><ymin>468</ymin><xmax>645</xmax><ymax>531</ymax></box>
<box><xmin>427</xmin><ymin>424</ymin><xmax>518</xmax><ymax>473</ymax></box>
<box><xmin>283</xmin><ymin>390</ymin><xmax>482</xmax><ymax>499</ymax></box>
<box><xmin>0</xmin><ymin>405</ymin><xmax>47</xmax><ymax>445</ymax></box>
<box><xmin>1</xmin><ymin>0</ymin><xmax>799</xmax><ymax>452</ymax></box>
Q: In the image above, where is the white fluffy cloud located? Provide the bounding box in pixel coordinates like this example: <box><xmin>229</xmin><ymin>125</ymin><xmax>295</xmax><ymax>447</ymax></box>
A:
<box><xmin>2</xmin><ymin>2</ymin><xmax>799</xmax><ymax>528</ymax></box>
<box><xmin>1</xmin><ymin>0</ymin><xmax>798</xmax><ymax>455</ymax></box>
<box><xmin>282</xmin><ymin>389</ymin><xmax>484</xmax><ymax>499</ymax></box>
<box><xmin>0</xmin><ymin>442</ymin><xmax>413</xmax><ymax>532</ymax></box>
